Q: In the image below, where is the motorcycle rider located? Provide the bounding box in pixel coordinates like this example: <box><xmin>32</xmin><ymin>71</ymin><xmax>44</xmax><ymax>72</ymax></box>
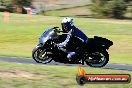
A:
<box><xmin>57</xmin><ymin>17</ymin><xmax>89</xmax><ymax>61</ymax></box>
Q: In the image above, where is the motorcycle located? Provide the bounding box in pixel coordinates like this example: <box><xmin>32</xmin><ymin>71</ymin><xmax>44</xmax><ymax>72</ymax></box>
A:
<box><xmin>32</xmin><ymin>27</ymin><xmax>113</xmax><ymax>67</ymax></box>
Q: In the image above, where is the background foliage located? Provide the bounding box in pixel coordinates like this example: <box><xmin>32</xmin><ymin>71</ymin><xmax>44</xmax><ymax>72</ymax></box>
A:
<box><xmin>91</xmin><ymin>0</ymin><xmax>129</xmax><ymax>19</ymax></box>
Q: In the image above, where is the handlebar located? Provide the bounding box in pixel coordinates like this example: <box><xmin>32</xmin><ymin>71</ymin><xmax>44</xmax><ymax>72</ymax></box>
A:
<box><xmin>52</xmin><ymin>27</ymin><xmax>63</xmax><ymax>33</ymax></box>
<box><xmin>53</xmin><ymin>27</ymin><xmax>59</xmax><ymax>29</ymax></box>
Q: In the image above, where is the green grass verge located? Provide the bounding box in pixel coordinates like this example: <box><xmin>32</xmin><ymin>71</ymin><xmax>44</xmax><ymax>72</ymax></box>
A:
<box><xmin>0</xmin><ymin>12</ymin><xmax>132</xmax><ymax>65</ymax></box>
<box><xmin>44</xmin><ymin>6</ymin><xmax>91</xmax><ymax>17</ymax></box>
<box><xmin>0</xmin><ymin>61</ymin><xmax>131</xmax><ymax>88</ymax></box>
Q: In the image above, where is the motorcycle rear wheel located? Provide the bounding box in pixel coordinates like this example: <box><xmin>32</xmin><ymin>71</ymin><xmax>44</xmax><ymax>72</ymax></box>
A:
<box><xmin>85</xmin><ymin>51</ymin><xmax>109</xmax><ymax>67</ymax></box>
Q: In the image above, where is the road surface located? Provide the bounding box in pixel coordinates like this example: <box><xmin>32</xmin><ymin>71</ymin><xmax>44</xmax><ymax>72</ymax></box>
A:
<box><xmin>0</xmin><ymin>57</ymin><xmax>132</xmax><ymax>71</ymax></box>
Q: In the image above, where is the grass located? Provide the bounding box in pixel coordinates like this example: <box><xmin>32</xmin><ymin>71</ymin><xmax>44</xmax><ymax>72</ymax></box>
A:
<box><xmin>44</xmin><ymin>6</ymin><xmax>91</xmax><ymax>17</ymax></box>
<box><xmin>36</xmin><ymin>0</ymin><xmax>91</xmax><ymax>11</ymax></box>
<box><xmin>0</xmin><ymin>61</ymin><xmax>131</xmax><ymax>88</ymax></box>
<box><xmin>0</xmin><ymin>12</ymin><xmax>132</xmax><ymax>65</ymax></box>
<box><xmin>0</xmin><ymin>2</ymin><xmax>131</xmax><ymax>88</ymax></box>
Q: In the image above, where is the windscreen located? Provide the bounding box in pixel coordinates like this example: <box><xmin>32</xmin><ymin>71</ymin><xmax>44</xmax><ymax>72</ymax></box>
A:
<box><xmin>39</xmin><ymin>29</ymin><xmax>58</xmax><ymax>44</ymax></box>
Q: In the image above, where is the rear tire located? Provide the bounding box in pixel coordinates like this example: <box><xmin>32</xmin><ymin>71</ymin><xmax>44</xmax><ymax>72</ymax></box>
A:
<box><xmin>32</xmin><ymin>47</ymin><xmax>52</xmax><ymax>64</ymax></box>
<box><xmin>85</xmin><ymin>51</ymin><xmax>109</xmax><ymax>67</ymax></box>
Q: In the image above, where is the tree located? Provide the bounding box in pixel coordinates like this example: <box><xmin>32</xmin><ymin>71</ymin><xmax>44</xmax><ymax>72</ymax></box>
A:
<box><xmin>109</xmin><ymin>0</ymin><xmax>127</xmax><ymax>18</ymax></box>
<box><xmin>91</xmin><ymin>0</ymin><xmax>110</xmax><ymax>18</ymax></box>
<box><xmin>11</xmin><ymin>0</ymin><xmax>32</xmax><ymax>7</ymax></box>
<box><xmin>124</xmin><ymin>0</ymin><xmax>132</xmax><ymax>2</ymax></box>
<box><xmin>91</xmin><ymin>0</ymin><xmax>127</xmax><ymax>19</ymax></box>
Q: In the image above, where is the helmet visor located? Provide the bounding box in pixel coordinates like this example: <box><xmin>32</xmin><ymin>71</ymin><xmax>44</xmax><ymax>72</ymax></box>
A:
<box><xmin>62</xmin><ymin>23</ymin><xmax>67</xmax><ymax>28</ymax></box>
<box><xmin>61</xmin><ymin>23</ymin><xmax>70</xmax><ymax>32</ymax></box>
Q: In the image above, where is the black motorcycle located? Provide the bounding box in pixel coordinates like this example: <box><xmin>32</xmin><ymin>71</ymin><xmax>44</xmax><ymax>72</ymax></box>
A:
<box><xmin>32</xmin><ymin>27</ymin><xmax>113</xmax><ymax>67</ymax></box>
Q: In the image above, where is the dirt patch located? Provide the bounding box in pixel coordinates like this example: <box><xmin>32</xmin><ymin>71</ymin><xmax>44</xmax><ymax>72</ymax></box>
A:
<box><xmin>0</xmin><ymin>71</ymin><xmax>42</xmax><ymax>80</ymax></box>
<box><xmin>100</xmin><ymin>21</ymin><xmax>132</xmax><ymax>25</ymax></box>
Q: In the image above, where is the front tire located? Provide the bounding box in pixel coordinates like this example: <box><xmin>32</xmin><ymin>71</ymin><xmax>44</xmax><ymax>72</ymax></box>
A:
<box><xmin>32</xmin><ymin>47</ymin><xmax>52</xmax><ymax>64</ymax></box>
<box><xmin>85</xmin><ymin>51</ymin><xmax>109</xmax><ymax>67</ymax></box>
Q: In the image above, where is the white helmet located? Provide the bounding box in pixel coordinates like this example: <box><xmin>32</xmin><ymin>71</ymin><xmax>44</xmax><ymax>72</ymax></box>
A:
<box><xmin>61</xmin><ymin>17</ymin><xmax>74</xmax><ymax>32</ymax></box>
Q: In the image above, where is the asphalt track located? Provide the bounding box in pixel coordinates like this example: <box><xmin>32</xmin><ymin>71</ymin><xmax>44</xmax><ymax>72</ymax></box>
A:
<box><xmin>0</xmin><ymin>57</ymin><xmax>132</xmax><ymax>71</ymax></box>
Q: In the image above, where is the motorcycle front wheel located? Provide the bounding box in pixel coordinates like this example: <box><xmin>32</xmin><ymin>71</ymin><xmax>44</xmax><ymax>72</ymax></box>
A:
<box><xmin>32</xmin><ymin>47</ymin><xmax>52</xmax><ymax>64</ymax></box>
